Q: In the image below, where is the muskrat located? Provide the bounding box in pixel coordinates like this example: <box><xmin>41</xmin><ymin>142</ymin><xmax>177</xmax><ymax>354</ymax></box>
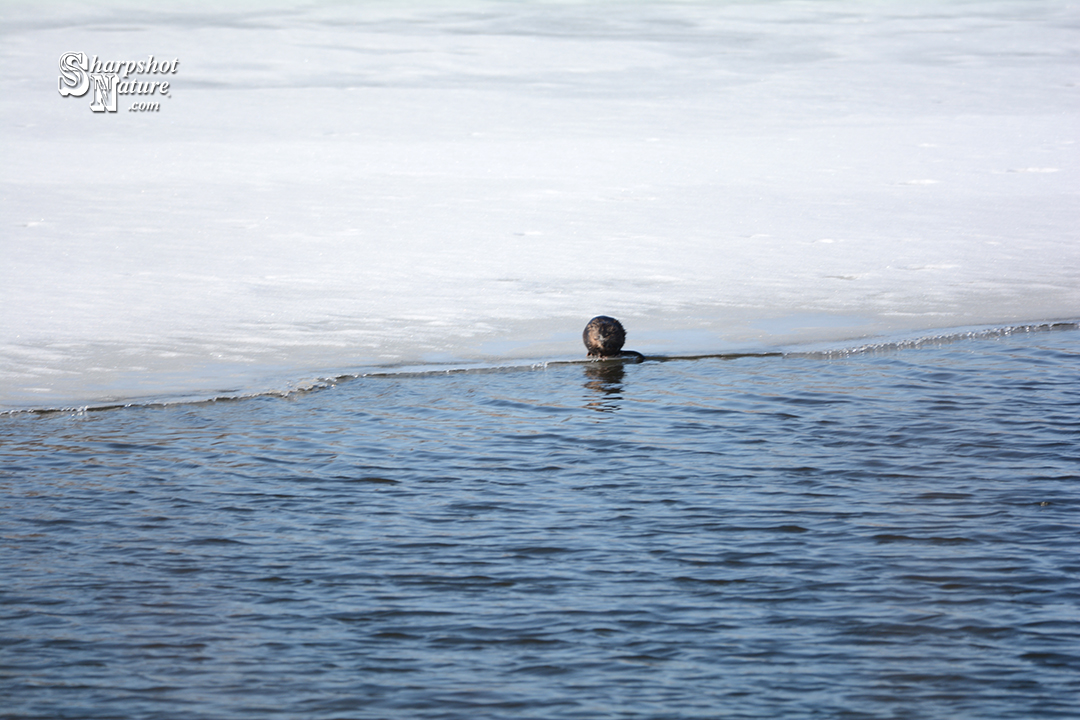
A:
<box><xmin>582</xmin><ymin>316</ymin><xmax>644</xmax><ymax>361</ymax></box>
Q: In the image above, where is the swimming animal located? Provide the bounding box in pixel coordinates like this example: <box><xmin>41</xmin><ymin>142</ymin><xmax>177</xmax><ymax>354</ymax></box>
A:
<box><xmin>583</xmin><ymin>316</ymin><xmax>644</xmax><ymax>361</ymax></box>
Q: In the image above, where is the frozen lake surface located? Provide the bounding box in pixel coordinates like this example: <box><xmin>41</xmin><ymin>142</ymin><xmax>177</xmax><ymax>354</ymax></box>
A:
<box><xmin>1</xmin><ymin>0</ymin><xmax>1077</xmax><ymax>411</ymax></box>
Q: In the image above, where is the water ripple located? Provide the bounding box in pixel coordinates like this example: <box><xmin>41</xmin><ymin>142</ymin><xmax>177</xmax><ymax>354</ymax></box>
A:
<box><xmin>1</xmin><ymin>329</ymin><xmax>1079</xmax><ymax>719</ymax></box>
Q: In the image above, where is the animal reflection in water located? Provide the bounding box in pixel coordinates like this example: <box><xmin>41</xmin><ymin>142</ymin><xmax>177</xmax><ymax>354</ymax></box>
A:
<box><xmin>583</xmin><ymin>361</ymin><xmax>626</xmax><ymax>411</ymax></box>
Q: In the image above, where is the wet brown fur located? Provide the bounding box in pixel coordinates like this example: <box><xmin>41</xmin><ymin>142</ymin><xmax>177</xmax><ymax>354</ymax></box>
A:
<box><xmin>583</xmin><ymin>316</ymin><xmax>627</xmax><ymax>357</ymax></box>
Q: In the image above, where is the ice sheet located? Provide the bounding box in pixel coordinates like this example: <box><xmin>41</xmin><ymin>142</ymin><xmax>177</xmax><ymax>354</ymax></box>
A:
<box><xmin>1</xmin><ymin>0</ymin><xmax>1077</xmax><ymax>410</ymax></box>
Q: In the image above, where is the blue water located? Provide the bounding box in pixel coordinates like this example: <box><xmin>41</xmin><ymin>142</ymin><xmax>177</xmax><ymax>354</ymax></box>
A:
<box><xmin>2</xmin><ymin>324</ymin><xmax>1078</xmax><ymax>719</ymax></box>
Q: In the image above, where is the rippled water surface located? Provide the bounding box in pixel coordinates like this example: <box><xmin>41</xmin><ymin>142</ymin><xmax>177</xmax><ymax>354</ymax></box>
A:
<box><xmin>2</xmin><ymin>327</ymin><xmax>1079</xmax><ymax>719</ymax></box>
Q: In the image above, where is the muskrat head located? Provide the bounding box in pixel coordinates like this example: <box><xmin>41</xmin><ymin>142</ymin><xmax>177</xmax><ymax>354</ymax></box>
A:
<box><xmin>583</xmin><ymin>315</ymin><xmax>627</xmax><ymax>357</ymax></box>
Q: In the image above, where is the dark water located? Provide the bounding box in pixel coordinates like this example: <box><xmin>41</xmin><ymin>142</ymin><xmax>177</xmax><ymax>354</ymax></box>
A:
<box><xmin>2</xmin><ymin>325</ymin><xmax>1079</xmax><ymax>720</ymax></box>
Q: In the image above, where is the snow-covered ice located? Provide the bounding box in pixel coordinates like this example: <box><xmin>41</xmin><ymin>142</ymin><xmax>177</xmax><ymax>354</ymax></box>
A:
<box><xmin>1</xmin><ymin>0</ymin><xmax>1077</xmax><ymax>410</ymax></box>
